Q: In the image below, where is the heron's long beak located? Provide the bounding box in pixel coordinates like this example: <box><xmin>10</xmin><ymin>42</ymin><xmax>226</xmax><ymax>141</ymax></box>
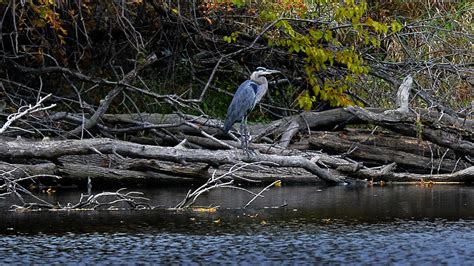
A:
<box><xmin>262</xmin><ymin>69</ymin><xmax>281</xmax><ymax>75</ymax></box>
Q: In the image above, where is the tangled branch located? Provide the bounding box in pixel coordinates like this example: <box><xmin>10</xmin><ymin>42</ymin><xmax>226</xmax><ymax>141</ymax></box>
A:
<box><xmin>0</xmin><ymin>94</ymin><xmax>56</xmax><ymax>134</ymax></box>
<box><xmin>175</xmin><ymin>162</ymin><xmax>279</xmax><ymax>209</ymax></box>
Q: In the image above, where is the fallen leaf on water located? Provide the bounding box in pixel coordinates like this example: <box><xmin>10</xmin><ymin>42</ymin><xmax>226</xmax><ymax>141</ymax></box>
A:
<box><xmin>192</xmin><ymin>207</ymin><xmax>217</xmax><ymax>213</ymax></box>
<box><xmin>274</xmin><ymin>180</ymin><xmax>282</xmax><ymax>187</ymax></box>
<box><xmin>213</xmin><ymin>219</ymin><xmax>221</xmax><ymax>224</ymax></box>
<box><xmin>260</xmin><ymin>220</ymin><xmax>267</xmax><ymax>225</ymax></box>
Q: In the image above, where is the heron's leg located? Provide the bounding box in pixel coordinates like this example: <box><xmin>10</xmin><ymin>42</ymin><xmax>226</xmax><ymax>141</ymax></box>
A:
<box><xmin>243</xmin><ymin>116</ymin><xmax>250</xmax><ymax>152</ymax></box>
<box><xmin>240</xmin><ymin>118</ymin><xmax>246</xmax><ymax>150</ymax></box>
<box><xmin>243</xmin><ymin>117</ymin><xmax>256</xmax><ymax>156</ymax></box>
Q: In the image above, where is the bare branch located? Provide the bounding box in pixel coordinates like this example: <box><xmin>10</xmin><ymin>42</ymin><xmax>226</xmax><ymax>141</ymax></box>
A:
<box><xmin>0</xmin><ymin>93</ymin><xmax>56</xmax><ymax>134</ymax></box>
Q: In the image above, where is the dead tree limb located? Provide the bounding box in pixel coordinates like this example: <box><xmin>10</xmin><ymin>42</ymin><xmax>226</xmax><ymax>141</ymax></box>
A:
<box><xmin>279</xmin><ymin>120</ymin><xmax>300</xmax><ymax>148</ymax></box>
<box><xmin>395</xmin><ymin>75</ymin><xmax>412</xmax><ymax>113</ymax></box>
<box><xmin>0</xmin><ymin>93</ymin><xmax>56</xmax><ymax>134</ymax></box>
<box><xmin>345</xmin><ymin>106</ymin><xmax>474</xmax><ymax>156</ymax></box>
<box><xmin>0</xmin><ymin>162</ymin><xmax>198</xmax><ymax>183</ymax></box>
<box><xmin>69</xmin><ymin>53</ymin><xmax>158</xmax><ymax>136</ymax></box>
<box><xmin>0</xmin><ymin>138</ymin><xmax>347</xmax><ymax>184</ymax></box>
<box><xmin>175</xmin><ymin>162</ymin><xmax>270</xmax><ymax>209</ymax></box>
<box><xmin>308</xmin><ymin>131</ymin><xmax>467</xmax><ymax>173</ymax></box>
<box><xmin>356</xmin><ymin>166</ymin><xmax>474</xmax><ymax>183</ymax></box>
<box><xmin>385</xmin><ymin>166</ymin><xmax>474</xmax><ymax>182</ymax></box>
<box><xmin>243</xmin><ymin>180</ymin><xmax>281</xmax><ymax>209</ymax></box>
<box><xmin>65</xmin><ymin>188</ymin><xmax>151</xmax><ymax>210</ymax></box>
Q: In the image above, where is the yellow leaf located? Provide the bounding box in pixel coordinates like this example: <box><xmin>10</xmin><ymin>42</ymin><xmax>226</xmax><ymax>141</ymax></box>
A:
<box><xmin>391</xmin><ymin>20</ymin><xmax>403</xmax><ymax>33</ymax></box>
<box><xmin>46</xmin><ymin>187</ymin><xmax>56</xmax><ymax>195</ymax></box>
<box><xmin>192</xmin><ymin>207</ymin><xmax>217</xmax><ymax>213</ymax></box>
<box><xmin>366</xmin><ymin>17</ymin><xmax>374</xmax><ymax>27</ymax></box>
<box><xmin>274</xmin><ymin>180</ymin><xmax>282</xmax><ymax>187</ymax></box>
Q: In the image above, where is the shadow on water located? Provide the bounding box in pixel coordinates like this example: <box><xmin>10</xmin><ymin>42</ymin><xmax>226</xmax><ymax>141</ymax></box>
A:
<box><xmin>1</xmin><ymin>184</ymin><xmax>474</xmax><ymax>263</ymax></box>
<box><xmin>1</xmin><ymin>184</ymin><xmax>474</xmax><ymax>234</ymax></box>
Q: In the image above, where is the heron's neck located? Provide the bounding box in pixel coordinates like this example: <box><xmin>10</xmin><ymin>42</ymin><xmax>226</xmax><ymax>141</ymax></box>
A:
<box><xmin>252</xmin><ymin>76</ymin><xmax>268</xmax><ymax>104</ymax></box>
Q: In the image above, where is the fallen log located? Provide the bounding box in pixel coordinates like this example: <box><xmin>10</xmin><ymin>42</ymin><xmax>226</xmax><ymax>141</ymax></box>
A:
<box><xmin>102</xmin><ymin>113</ymin><xmax>225</xmax><ymax>137</ymax></box>
<box><xmin>330</xmin><ymin>129</ymin><xmax>456</xmax><ymax>159</ymax></box>
<box><xmin>0</xmin><ymin>138</ymin><xmax>347</xmax><ymax>184</ymax></box>
<box><xmin>0</xmin><ymin>162</ymin><xmax>196</xmax><ymax>184</ymax></box>
<box><xmin>251</xmin><ymin>108</ymin><xmax>383</xmax><ymax>142</ymax></box>
<box><xmin>345</xmin><ymin>106</ymin><xmax>474</xmax><ymax>156</ymax></box>
<box><xmin>364</xmin><ymin>166</ymin><xmax>474</xmax><ymax>182</ymax></box>
<box><xmin>308</xmin><ymin>131</ymin><xmax>469</xmax><ymax>173</ymax></box>
<box><xmin>384</xmin><ymin>166</ymin><xmax>474</xmax><ymax>182</ymax></box>
<box><xmin>334</xmin><ymin>162</ymin><xmax>474</xmax><ymax>182</ymax></box>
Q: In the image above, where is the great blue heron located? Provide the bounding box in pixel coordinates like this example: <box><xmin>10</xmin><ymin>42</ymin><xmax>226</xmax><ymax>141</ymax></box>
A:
<box><xmin>223</xmin><ymin>67</ymin><xmax>280</xmax><ymax>153</ymax></box>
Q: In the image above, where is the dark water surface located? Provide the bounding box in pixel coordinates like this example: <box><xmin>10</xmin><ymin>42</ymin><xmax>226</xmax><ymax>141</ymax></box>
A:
<box><xmin>1</xmin><ymin>184</ymin><xmax>474</xmax><ymax>263</ymax></box>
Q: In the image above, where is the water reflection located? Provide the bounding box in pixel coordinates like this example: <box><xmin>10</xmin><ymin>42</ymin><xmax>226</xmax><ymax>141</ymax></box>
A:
<box><xmin>1</xmin><ymin>185</ymin><xmax>473</xmax><ymax>263</ymax></box>
<box><xmin>1</xmin><ymin>184</ymin><xmax>473</xmax><ymax>233</ymax></box>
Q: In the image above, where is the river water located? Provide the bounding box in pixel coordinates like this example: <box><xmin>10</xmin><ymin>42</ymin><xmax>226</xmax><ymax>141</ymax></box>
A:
<box><xmin>1</xmin><ymin>184</ymin><xmax>474</xmax><ymax>263</ymax></box>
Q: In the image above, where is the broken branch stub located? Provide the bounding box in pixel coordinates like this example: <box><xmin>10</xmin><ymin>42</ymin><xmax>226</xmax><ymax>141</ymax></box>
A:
<box><xmin>396</xmin><ymin>75</ymin><xmax>413</xmax><ymax>113</ymax></box>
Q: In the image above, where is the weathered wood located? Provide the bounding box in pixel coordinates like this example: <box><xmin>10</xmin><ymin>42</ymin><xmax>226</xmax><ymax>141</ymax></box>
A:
<box><xmin>100</xmin><ymin>108</ymin><xmax>378</xmax><ymax>142</ymax></box>
<box><xmin>345</xmin><ymin>106</ymin><xmax>474</xmax><ymax>156</ymax></box>
<box><xmin>4</xmin><ymin>104</ymin><xmax>473</xmax><ymax>186</ymax></box>
<box><xmin>0</xmin><ymin>138</ymin><xmax>346</xmax><ymax>183</ymax></box>
<box><xmin>103</xmin><ymin>113</ymin><xmax>225</xmax><ymax>136</ymax></box>
<box><xmin>377</xmin><ymin>166</ymin><xmax>474</xmax><ymax>182</ymax></box>
<box><xmin>308</xmin><ymin>131</ymin><xmax>468</xmax><ymax>173</ymax></box>
<box><xmin>59</xmin><ymin>155</ymin><xmax>212</xmax><ymax>180</ymax></box>
<box><xmin>0</xmin><ymin>158</ymin><xmax>328</xmax><ymax>185</ymax></box>
<box><xmin>211</xmin><ymin>165</ymin><xmax>324</xmax><ymax>183</ymax></box>
<box><xmin>0</xmin><ymin>162</ymin><xmax>196</xmax><ymax>183</ymax></box>
<box><xmin>59</xmin><ymin>107</ymin><xmax>473</xmax><ymax>147</ymax></box>
<box><xmin>279</xmin><ymin>120</ymin><xmax>300</xmax><ymax>148</ymax></box>
<box><xmin>252</xmin><ymin>108</ymin><xmax>384</xmax><ymax>140</ymax></box>
<box><xmin>309</xmin><ymin>129</ymin><xmax>457</xmax><ymax>159</ymax></box>
<box><xmin>336</xmin><ymin>162</ymin><xmax>474</xmax><ymax>182</ymax></box>
<box><xmin>395</xmin><ymin>75</ymin><xmax>412</xmax><ymax>113</ymax></box>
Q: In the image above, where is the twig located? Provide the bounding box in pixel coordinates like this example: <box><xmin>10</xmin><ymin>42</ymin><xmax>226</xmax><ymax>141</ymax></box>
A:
<box><xmin>0</xmin><ymin>93</ymin><xmax>56</xmax><ymax>134</ymax></box>
<box><xmin>175</xmin><ymin>161</ymin><xmax>272</xmax><ymax>209</ymax></box>
<box><xmin>243</xmin><ymin>180</ymin><xmax>281</xmax><ymax>209</ymax></box>
<box><xmin>184</xmin><ymin>121</ymin><xmax>235</xmax><ymax>149</ymax></box>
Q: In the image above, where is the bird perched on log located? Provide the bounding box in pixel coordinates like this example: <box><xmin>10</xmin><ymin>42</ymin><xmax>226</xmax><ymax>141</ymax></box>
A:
<box><xmin>223</xmin><ymin>67</ymin><xmax>280</xmax><ymax>153</ymax></box>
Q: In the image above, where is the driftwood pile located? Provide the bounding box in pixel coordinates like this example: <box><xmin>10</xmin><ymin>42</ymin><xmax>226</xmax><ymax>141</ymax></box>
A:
<box><xmin>0</xmin><ymin>76</ymin><xmax>473</xmax><ymax>189</ymax></box>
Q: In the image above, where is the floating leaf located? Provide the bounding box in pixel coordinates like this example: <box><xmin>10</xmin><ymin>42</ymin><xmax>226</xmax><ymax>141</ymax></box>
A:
<box><xmin>192</xmin><ymin>207</ymin><xmax>217</xmax><ymax>213</ymax></box>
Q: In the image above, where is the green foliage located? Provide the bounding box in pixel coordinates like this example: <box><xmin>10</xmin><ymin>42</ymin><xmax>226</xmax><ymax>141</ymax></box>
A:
<box><xmin>223</xmin><ymin>31</ymin><xmax>240</xmax><ymax>43</ymax></box>
<box><xmin>390</xmin><ymin>20</ymin><xmax>403</xmax><ymax>33</ymax></box>
<box><xmin>258</xmin><ymin>0</ymin><xmax>399</xmax><ymax>110</ymax></box>
<box><xmin>231</xmin><ymin>0</ymin><xmax>245</xmax><ymax>8</ymax></box>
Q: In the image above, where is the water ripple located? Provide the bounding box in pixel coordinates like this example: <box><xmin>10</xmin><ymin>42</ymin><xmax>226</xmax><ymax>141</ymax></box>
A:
<box><xmin>1</xmin><ymin>219</ymin><xmax>474</xmax><ymax>264</ymax></box>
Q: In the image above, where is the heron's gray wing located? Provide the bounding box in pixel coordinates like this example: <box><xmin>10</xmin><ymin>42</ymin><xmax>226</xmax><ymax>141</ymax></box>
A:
<box><xmin>223</xmin><ymin>80</ymin><xmax>258</xmax><ymax>132</ymax></box>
